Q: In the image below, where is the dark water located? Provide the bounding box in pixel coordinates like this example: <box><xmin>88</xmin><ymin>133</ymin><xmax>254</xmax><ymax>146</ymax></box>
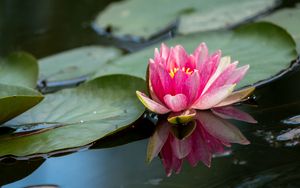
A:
<box><xmin>1</xmin><ymin>0</ymin><xmax>300</xmax><ymax>187</ymax></box>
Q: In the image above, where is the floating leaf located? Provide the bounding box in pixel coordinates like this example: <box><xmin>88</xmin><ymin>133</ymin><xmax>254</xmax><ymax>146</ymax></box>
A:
<box><xmin>0</xmin><ymin>84</ymin><xmax>43</xmax><ymax>124</ymax></box>
<box><xmin>260</xmin><ymin>3</ymin><xmax>300</xmax><ymax>52</ymax></box>
<box><xmin>0</xmin><ymin>75</ymin><xmax>145</xmax><ymax>157</ymax></box>
<box><xmin>178</xmin><ymin>0</ymin><xmax>277</xmax><ymax>35</ymax></box>
<box><xmin>93</xmin><ymin>22</ymin><xmax>297</xmax><ymax>88</ymax></box>
<box><xmin>0</xmin><ymin>52</ymin><xmax>38</xmax><ymax>88</ymax></box>
<box><xmin>94</xmin><ymin>0</ymin><xmax>277</xmax><ymax>39</ymax></box>
<box><xmin>39</xmin><ymin>46</ymin><xmax>122</xmax><ymax>83</ymax></box>
<box><xmin>0</xmin><ymin>52</ymin><xmax>43</xmax><ymax>124</ymax></box>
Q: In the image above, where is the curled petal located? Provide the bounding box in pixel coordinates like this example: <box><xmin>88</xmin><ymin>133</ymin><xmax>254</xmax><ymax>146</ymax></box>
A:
<box><xmin>136</xmin><ymin>91</ymin><xmax>170</xmax><ymax>114</ymax></box>
<box><xmin>164</xmin><ymin>94</ymin><xmax>188</xmax><ymax>112</ymax></box>
<box><xmin>192</xmin><ymin>84</ymin><xmax>236</xmax><ymax>110</ymax></box>
<box><xmin>215</xmin><ymin>86</ymin><xmax>255</xmax><ymax>107</ymax></box>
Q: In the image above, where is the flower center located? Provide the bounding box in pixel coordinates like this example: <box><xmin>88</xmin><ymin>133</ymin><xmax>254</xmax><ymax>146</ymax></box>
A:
<box><xmin>169</xmin><ymin>67</ymin><xmax>193</xmax><ymax>78</ymax></box>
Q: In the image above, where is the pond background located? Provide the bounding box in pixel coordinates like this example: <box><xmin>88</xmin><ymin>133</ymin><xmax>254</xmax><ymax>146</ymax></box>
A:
<box><xmin>1</xmin><ymin>0</ymin><xmax>300</xmax><ymax>187</ymax></box>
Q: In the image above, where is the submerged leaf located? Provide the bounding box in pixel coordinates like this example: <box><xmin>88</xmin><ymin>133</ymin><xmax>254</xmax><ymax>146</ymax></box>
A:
<box><xmin>0</xmin><ymin>75</ymin><xmax>145</xmax><ymax>157</ymax></box>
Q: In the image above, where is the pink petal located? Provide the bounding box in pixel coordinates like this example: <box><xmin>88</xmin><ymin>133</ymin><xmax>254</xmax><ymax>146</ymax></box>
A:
<box><xmin>196</xmin><ymin>111</ymin><xmax>250</xmax><ymax>145</ymax></box>
<box><xmin>148</xmin><ymin>75</ymin><xmax>163</xmax><ymax>104</ymax></box>
<box><xmin>201</xmin><ymin>56</ymin><xmax>232</xmax><ymax>94</ymax></box>
<box><xmin>193</xmin><ymin>42</ymin><xmax>209</xmax><ymax>69</ymax></box>
<box><xmin>173</xmin><ymin>45</ymin><xmax>190</xmax><ymax>68</ymax></box>
<box><xmin>164</xmin><ymin>94</ymin><xmax>188</xmax><ymax>112</ymax></box>
<box><xmin>157</xmin><ymin>63</ymin><xmax>174</xmax><ymax>94</ymax></box>
<box><xmin>149</xmin><ymin>60</ymin><xmax>165</xmax><ymax>102</ymax></box>
<box><xmin>197</xmin><ymin>50</ymin><xmax>222</xmax><ymax>93</ymax></box>
<box><xmin>215</xmin><ymin>86</ymin><xmax>255</xmax><ymax>107</ymax></box>
<box><xmin>225</xmin><ymin>65</ymin><xmax>249</xmax><ymax>85</ymax></box>
<box><xmin>192</xmin><ymin>84</ymin><xmax>235</xmax><ymax>110</ymax></box>
<box><xmin>165</xmin><ymin>47</ymin><xmax>178</xmax><ymax>71</ymax></box>
<box><xmin>149</xmin><ymin>62</ymin><xmax>173</xmax><ymax>100</ymax></box>
<box><xmin>212</xmin><ymin>106</ymin><xmax>257</xmax><ymax>123</ymax></box>
<box><xmin>154</xmin><ymin>48</ymin><xmax>163</xmax><ymax>64</ymax></box>
<box><xmin>136</xmin><ymin>91</ymin><xmax>170</xmax><ymax>114</ymax></box>
<box><xmin>173</xmin><ymin>70</ymin><xmax>200</xmax><ymax>105</ymax></box>
<box><xmin>160</xmin><ymin>43</ymin><xmax>170</xmax><ymax>61</ymax></box>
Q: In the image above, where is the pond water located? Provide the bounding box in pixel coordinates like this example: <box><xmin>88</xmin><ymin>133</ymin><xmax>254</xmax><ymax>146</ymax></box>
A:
<box><xmin>1</xmin><ymin>0</ymin><xmax>300</xmax><ymax>187</ymax></box>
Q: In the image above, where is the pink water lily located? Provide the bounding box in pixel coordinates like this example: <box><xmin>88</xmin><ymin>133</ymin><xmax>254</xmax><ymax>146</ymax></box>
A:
<box><xmin>136</xmin><ymin>43</ymin><xmax>252</xmax><ymax>117</ymax></box>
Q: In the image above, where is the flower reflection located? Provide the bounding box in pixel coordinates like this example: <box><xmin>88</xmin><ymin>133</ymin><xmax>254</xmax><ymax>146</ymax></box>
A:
<box><xmin>147</xmin><ymin>107</ymin><xmax>256</xmax><ymax>176</ymax></box>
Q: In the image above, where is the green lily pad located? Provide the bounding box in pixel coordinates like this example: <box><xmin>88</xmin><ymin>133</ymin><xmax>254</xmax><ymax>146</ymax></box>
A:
<box><xmin>0</xmin><ymin>75</ymin><xmax>145</xmax><ymax>157</ymax></box>
<box><xmin>93</xmin><ymin>22</ymin><xmax>297</xmax><ymax>88</ymax></box>
<box><xmin>0</xmin><ymin>52</ymin><xmax>42</xmax><ymax>124</ymax></box>
<box><xmin>0</xmin><ymin>52</ymin><xmax>39</xmax><ymax>88</ymax></box>
<box><xmin>94</xmin><ymin>0</ymin><xmax>277</xmax><ymax>39</ymax></box>
<box><xmin>39</xmin><ymin>46</ymin><xmax>122</xmax><ymax>82</ymax></box>
<box><xmin>0</xmin><ymin>84</ymin><xmax>44</xmax><ymax>124</ymax></box>
<box><xmin>260</xmin><ymin>3</ymin><xmax>300</xmax><ymax>52</ymax></box>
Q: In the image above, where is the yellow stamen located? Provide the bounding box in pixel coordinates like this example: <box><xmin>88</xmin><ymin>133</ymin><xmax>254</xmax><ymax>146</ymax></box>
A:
<box><xmin>169</xmin><ymin>67</ymin><xmax>193</xmax><ymax>78</ymax></box>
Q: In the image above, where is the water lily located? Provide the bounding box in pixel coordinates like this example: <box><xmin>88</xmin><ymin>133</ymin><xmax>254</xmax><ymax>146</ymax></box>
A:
<box><xmin>136</xmin><ymin>43</ymin><xmax>253</xmax><ymax>121</ymax></box>
<box><xmin>147</xmin><ymin>108</ymin><xmax>256</xmax><ymax>176</ymax></box>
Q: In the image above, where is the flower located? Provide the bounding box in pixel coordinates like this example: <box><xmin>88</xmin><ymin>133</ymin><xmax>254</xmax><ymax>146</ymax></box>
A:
<box><xmin>146</xmin><ymin>107</ymin><xmax>256</xmax><ymax>176</ymax></box>
<box><xmin>136</xmin><ymin>43</ymin><xmax>253</xmax><ymax>118</ymax></box>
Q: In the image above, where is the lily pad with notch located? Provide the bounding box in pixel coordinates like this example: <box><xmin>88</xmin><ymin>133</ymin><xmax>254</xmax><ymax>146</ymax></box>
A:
<box><xmin>0</xmin><ymin>75</ymin><xmax>145</xmax><ymax>157</ymax></box>
<box><xmin>260</xmin><ymin>3</ymin><xmax>300</xmax><ymax>53</ymax></box>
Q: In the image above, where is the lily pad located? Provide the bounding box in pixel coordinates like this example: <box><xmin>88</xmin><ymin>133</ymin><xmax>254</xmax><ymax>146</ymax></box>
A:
<box><xmin>94</xmin><ymin>0</ymin><xmax>277</xmax><ymax>39</ymax></box>
<box><xmin>39</xmin><ymin>46</ymin><xmax>122</xmax><ymax>83</ymax></box>
<box><xmin>260</xmin><ymin>3</ymin><xmax>300</xmax><ymax>52</ymax></box>
<box><xmin>0</xmin><ymin>75</ymin><xmax>145</xmax><ymax>157</ymax></box>
<box><xmin>0</xmin><ymin>52</ymin><xmax>42</xmax><ymax>124</ymax></box>
<box><xmin>93</xmin><ymin>22</ymin><xmax>297</xmax><ymax>89</ymax></box>
<box><xmin>0</xmin><ymin>52</ymin><xmax>39</xmax><ymax>88</ymax></box>
<box><xmin>0</xmin><ymin>84</ymin><xmax>43</xmax><ymax>124</ymax></box>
